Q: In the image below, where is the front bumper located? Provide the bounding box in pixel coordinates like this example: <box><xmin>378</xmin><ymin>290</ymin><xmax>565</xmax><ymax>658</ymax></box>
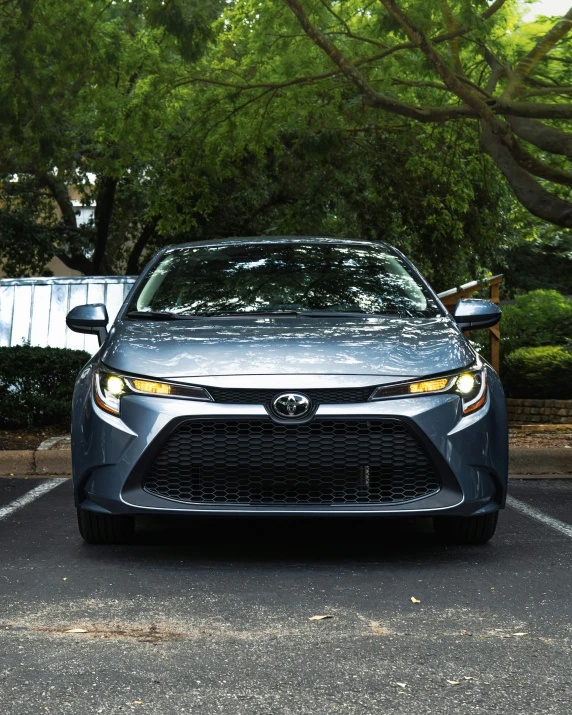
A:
<box><xmin>71</xmin><ymin>367</ymin><xmax>508</xmax><ymax>518</ymax></box>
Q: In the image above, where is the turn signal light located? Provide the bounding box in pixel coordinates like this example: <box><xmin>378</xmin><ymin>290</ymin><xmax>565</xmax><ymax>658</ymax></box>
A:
<box><xmin>409</xmin><ymin>378</ymin><xmax>449</xmax><ymax>394</ymax></box>
<box><xmin>131</xmin><ymin>379</ymin><xmax>171</xmax><ymax>394</ymax></box>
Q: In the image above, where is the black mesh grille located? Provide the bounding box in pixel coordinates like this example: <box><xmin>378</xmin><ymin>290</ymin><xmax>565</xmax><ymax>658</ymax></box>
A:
<box><xmin>206</xmin><ymin>386</ymin><xmax>374</xmax><ymax>405</ymax></box>
<box><xmin>142</xmin><ymin>419</ymin><xmax>441</xmax><ymax>506</ymax></box>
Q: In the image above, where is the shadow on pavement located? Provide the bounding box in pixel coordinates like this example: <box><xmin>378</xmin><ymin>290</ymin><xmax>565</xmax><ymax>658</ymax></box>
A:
<box><xmin>78</xmin><ymin>513</ymin><xmax>501</xmax><ymax>566</ymax></box>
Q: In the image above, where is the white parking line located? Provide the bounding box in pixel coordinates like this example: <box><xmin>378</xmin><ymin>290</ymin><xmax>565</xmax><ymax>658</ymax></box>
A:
<box><xmin>0</xmin><ymin>479</ymin><xmax>69</xmax><ymax>523</ymax></box>
<box><xmin>507</xmin><ymin>495</ymin><xmax>572</xmax><ymax>539</ymax></box>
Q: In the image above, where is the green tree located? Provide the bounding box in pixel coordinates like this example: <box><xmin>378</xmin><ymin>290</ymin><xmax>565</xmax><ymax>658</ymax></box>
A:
<box><xmin>0</xmin><ymin>0</ymin><xmax>219</xmax><ymax>275</ymax></box>
<box><xmin>0</xmin><ymin>0</ymin><xmax>559</xmax><ymax>286</ymax></box>
<box><xmin>180</xmin><ymin>0</ymin><xmax>572</xmax><ymax>228</ymax></box>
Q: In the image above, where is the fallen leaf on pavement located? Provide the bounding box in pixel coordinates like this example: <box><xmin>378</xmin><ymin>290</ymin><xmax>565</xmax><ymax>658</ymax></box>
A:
<box><xmin>410</xmin><ymin>597</ymin><xmax>421</xmax><ymax>604</ymax></box>
<box><xmin>309</xmin><ymin>615</ymin><xmax>333</xmax><ymax>621</ymax></box>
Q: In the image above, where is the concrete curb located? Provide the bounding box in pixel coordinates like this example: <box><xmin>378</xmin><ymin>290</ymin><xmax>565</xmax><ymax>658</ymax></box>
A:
<box><xmin>35</xmin><ymin>450</ymin><xmax>72</xmax><ymax>475</ymax></box>
<box><xmin>509</xmin><ymin>447</ymin><xmax>572</xmax><ymax>476</ymax></box>
<box><xmin>0</xmin><ymin>449</ymin><xmax>71</xmax><ymax>476</ymax></box>
<box><xmin>0</xmin><ymin>450</ymin><xmax>34</xmax><ymax>476</ymax></box>
<box><xmin>0</xmin><ymin>446</ymin><xmax>571</xmax><ymax>478</ymax></box>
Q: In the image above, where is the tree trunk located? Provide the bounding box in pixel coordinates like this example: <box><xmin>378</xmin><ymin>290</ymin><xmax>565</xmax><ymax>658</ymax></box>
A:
<box><xmin>92</xmin><ymin>176</ymin><xmax>117</xmax><ymax>274</ymax></box>
<box><xmin>125</xmin><ymin>216</ymin><xmax>160</xmax><ymax>274</ymax></box>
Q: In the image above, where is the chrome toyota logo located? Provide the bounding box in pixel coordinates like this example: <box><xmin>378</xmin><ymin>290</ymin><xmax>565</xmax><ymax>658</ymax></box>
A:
<box><xmin>271</xmin><ymin>393</ymin><xmax>311</xmax><ymax>419</ymax></box>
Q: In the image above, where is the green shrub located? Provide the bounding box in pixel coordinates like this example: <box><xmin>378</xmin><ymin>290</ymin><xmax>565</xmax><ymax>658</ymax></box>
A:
<box><xmin>501</xmin><ymin>290</ymin><xmax>572</xmax><ymax>357</ymax></box>
<box><xmin>503</xmin><ymin>346</ymin><xmax>572</xmax><ymax>399</ymax></box>
<box><xmin>0</xmin><ymin>346</ymin><xmax>90</xmax><ymax>428</ymax></box>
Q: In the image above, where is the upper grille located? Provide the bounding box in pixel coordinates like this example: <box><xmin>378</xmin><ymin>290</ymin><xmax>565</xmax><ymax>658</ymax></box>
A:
<box><xmin>142</xmin><ymin>419</ymin><xmax>441</xmax><ymax>506</ymax></box>
<box><xmin>206</xmin><ymin>386</ymin><xmax>374</xmax><ymax>405</ymax></box>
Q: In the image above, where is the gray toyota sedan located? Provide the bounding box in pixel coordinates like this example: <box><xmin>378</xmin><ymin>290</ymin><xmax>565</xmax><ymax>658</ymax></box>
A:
<box><xmin>67</xmin><ymin>237</ymin><xmax>507</xmax><ymax>545</ymax></box>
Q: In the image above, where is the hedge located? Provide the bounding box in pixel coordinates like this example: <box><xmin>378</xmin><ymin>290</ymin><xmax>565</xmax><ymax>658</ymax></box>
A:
<box><xmin>0</xmin><ymin>346</ymin><xmax>90</xmax><ymax>428</ymax></box>
<box><xmin>503</xmin><ymin>345</ymin><xmax>572</xmax><ymax>400</ymax></box>
<box><xmin>500</xmin><ymin>289</ymin><xmax>572</xmax><ymax>357</ymax></box>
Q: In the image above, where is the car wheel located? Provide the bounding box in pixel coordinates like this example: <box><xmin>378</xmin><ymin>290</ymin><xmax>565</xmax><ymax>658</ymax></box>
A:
<box><xmin>77</xmin><ymin>508</ymin><xmax>135</xmax><ymax>544</ymax></box>
<box><xmin>433</xmin><ymin>511</ymin><xmax>498</xmax><ymax>545</ymax></box>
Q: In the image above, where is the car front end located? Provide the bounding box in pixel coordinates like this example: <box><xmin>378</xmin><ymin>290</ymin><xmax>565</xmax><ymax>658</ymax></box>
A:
<box><xmin>68</xmin><ymin>237</ymin><xmax>508</xmax><ymax>544</ymax></box>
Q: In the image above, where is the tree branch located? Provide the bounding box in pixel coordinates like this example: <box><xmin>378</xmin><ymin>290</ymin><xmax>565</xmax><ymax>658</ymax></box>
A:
<box><xmin>482</xmin><ymin>0</ymin><xmax>508</xmax><ymax>21</ymax></box>
<box><xmin>318</xmin><ymin>0</ymin><xmax>387</xmax><ymax>48</ymax></box>
<box><xmin>175</xmin><ymin>3</ymin><xmax>509</xmax><ymax>98</ymax></box>
<box><xmin>439</xmin><ymin>0</ymin><xmax>463</xmax><ymax>75</ymax></box>
<box><xmin>377</xmin><ymin>0</ymin><xmax>508</xmax><ymax>135</ymax></box>
<box><xmin>480</xmin><ymin>124</ymin><xmax>572</xmax><ymax>228</ymax></box>
<box><xmin>37</xmin><ymin>172</ymin><xmax>77</xmax><ymax>229</ymax></box>
<box><xmin>519</xmin><ymin>86</ymin><xmax>572</xmax><ymax>97</ymax></box>
<box><xmin>507</xmin><ymin>116</ymin><xmax>572</xmax><ymax>161</ymax></box>
<box><xmin>508</xmin><ymin>140</ymin><xmax>572</xmax><ymax>187</ymax></box>
<box><xmin>504</xmin><ymin>8</ymin><xmax>572</xmax><ymax>98</ymax></box>
<box><xmin>55</xmin><ymin>250</ymin><xmax>93</xmax><ymax>275</ymax></box>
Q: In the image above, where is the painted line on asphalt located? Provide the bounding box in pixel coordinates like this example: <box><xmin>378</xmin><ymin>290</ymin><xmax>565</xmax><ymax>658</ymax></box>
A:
<box><xmin>0</xmin><ymin>479</ymin><xmax>69</xmax><ymax>523</ymax></box>
<box><xmin>507</xmin><ymin>495</ymin><xmax>572</xmax><ymax>539</ymax></box>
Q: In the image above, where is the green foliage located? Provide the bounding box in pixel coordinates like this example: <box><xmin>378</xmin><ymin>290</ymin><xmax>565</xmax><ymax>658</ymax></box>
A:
<box><xmin>0</xmin><ymin>0</ymin><xmax>221</xmax><ymax>275</ymax></box>
<box><xmin>0</xmin><ymin>346</ymin><xmax>89</xmax><ymax>428</ymax></box>
<box><xmin>496</xmin><ymin>215</ymin><xmax>572</xmax><ymax>296</ymax></box>
<box><xmin>0</xmin><ymin>0</ymin><xmax>568</xmax><ymax>284</ymax></box>
<box><xmin>501</xmin><ymin>290</ymin><xmax>572</xmax><ymax>357</ymax></box>
<box><xmin>503</xmin><ymin>346</ymin><xmax>572</xmax><ymax>399</ymax></box>
<box><xmin>142</xmin><ymin>128</ymin><xmax>513</xmax><ymax>291</ymax></box>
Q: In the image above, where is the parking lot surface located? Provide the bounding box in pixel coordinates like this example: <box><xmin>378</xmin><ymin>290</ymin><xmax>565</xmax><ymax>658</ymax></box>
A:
<box><xmin>0</xmin><ymin>478</ymin><xmax>571</xmax><ymax>714</ymax></box>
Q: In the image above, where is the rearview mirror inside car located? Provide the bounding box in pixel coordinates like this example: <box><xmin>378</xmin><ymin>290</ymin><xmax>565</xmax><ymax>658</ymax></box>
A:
<box><xmin>66</xmin><ymin>303</ymin><xmax>109</xmax><ymax>346</ymax></box>
<box><xmin>453</xmin><ymin>299</ymin><xmax>501</xmax><ymax>331</ymax></box>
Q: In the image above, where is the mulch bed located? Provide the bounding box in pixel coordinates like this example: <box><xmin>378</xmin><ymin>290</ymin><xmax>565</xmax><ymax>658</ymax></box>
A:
<box><xmin>0</xmin><ymin>426</ymin><xmax>70</xmax><ymax>451</ymax></box>
<box><xmin>509</xmin><ymin>430</ymin><xmax>572</xmax><ymax>449</ymax></box>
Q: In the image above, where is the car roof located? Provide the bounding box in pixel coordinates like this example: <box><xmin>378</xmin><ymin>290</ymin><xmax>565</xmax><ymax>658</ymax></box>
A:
<box><xmin>163</xmin><ymin>236</ymin><xmax>395</xmax><ymax>253</ymax></box>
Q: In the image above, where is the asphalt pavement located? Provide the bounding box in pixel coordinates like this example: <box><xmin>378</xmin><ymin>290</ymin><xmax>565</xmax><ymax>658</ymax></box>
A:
<box><xmin>0</xmin><ymin>477</ymin><xmax>571</xmax><ymax>714</ymax></box>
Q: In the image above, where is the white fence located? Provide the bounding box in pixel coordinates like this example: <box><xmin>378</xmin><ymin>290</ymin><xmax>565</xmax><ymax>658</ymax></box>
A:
<box><xmin>0</xmin><ymin>276</ymin><xmax>137</xmax><ymax>355</ymax></box>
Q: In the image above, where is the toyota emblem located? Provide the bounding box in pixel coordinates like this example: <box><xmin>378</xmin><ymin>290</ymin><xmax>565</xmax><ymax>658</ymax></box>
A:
<box><xmin>271</xmin><ymin>393</ymin><xmax>311</xmax><ymax>419</ymax></box>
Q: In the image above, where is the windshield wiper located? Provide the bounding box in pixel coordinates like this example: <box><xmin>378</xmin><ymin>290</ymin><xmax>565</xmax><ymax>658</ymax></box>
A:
<box><xmin>199</xmin><ymin>311</ymin><xmax>300</xmax><ymax>318</ymax></box>
<box><xmin>297</xmin><ymin>311</ymin><xmax>370</xmax><ymax>318</ymax></box>
<box><xmin>126</xmin><ymin>310</ymin><xmax>199</xmax><ymax>321</ymax></box>
<box><xmin>127</xmin><ymin>309</ymin><xmax>393</xmax><ymax>320</ymax></box>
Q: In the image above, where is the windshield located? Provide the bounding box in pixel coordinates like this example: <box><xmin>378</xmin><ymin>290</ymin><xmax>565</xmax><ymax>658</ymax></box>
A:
<box><xmin>128</xmin><ymin>242</ymin><xmax>441</xmax><ymax>318</ymax></box>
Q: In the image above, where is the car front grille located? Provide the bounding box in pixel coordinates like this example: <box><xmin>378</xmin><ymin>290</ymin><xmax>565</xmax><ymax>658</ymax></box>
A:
<box><xmin>142</xmin><ymin>419</ymin><xmax>441</xmax><ymax>506</ymax></box>
<box><xmin>205</xmin><ymin>386</ymin><xmax>374</xmax><ymax>405</ymax></box>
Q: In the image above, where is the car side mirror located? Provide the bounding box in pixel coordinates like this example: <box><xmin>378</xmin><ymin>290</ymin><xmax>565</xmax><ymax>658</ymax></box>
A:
<box><xmin>66</xmin><ymin>304</ymin><xmax>109</xmax><ymax>346</ymax></box>
<box><xmin>453</xmin><ymin>299</ymin><xmax>501</xmax><ymax>331</ymax></box>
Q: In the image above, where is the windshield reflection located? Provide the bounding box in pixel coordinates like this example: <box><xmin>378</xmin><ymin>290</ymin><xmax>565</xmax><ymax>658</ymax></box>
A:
<box><xmin>130</xmin><ymin>243</ymin><xmax>440</xmax><ymax>319</ymax></box>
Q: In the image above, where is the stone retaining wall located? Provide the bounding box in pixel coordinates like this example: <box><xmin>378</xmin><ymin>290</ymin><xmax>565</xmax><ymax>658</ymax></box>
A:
<box><xmin>507</xmin><ymin>398</ymin><xmax>572</xmax><ymax>424</ymax></box>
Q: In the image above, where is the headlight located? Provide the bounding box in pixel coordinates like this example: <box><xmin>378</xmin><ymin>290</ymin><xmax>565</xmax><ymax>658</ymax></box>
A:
<box><xmin>94</xmin><ymin>368</ymin><xmax>212</xmax><ymax>416</ymax></box>
<box><xmin>370</xmin><ymin>363</ymin><xmax>487</xmax><ymax>415</ymax></box>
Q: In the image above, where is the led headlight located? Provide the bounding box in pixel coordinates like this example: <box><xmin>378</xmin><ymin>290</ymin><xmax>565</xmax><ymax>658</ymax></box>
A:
<box><xmin>94</xmin><ymin>368</ymin><xmax>212</xmax><ymax>416</ymax></box>
<box><xmin>456</xmin><ymin>369</ymin><xmax>487</xmax><ymax>415</ymax></box>
<box><xmin>456</xmin><ymin>373</ymin><xmax>476</xmax><ymax>395</ymax></box>
<box><xmin>370</xmin><ymin>363</ymin><xmax>487</xmax><ymax>415</ymax></box>
<box><xmin>94</xmin><ymin>372</ymin><xmax>127</xmax><ymax>415</ymax></box>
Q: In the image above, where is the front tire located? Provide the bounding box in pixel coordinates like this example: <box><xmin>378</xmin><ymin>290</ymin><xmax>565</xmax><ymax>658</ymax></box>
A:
<box><xmin>77</xmin><ymin>508</ymin><xmax>135</xmax><ymax>544</ymax></box>
<box><xmin>433</xmin><ymin>511</ymin><xmax>498</xmax><ymax>545</ymax></box>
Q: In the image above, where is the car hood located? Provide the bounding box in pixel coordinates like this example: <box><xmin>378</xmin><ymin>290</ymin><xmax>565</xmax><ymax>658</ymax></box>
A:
<box><xmin>100</xmin><ymin>316</ymin><xmax>474</xmax><ymax>379</ymax></box>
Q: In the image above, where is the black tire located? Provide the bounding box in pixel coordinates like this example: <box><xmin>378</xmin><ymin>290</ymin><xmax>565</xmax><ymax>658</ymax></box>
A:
<box><xmin>433</xmin><ymin>511</ymin><xmax>499</xmax><ymax>545</ymax></box>
<box><xmin>77</xmin><ymin>508</ymin><xmax>135</xmax><ymax>544</ymax></box>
